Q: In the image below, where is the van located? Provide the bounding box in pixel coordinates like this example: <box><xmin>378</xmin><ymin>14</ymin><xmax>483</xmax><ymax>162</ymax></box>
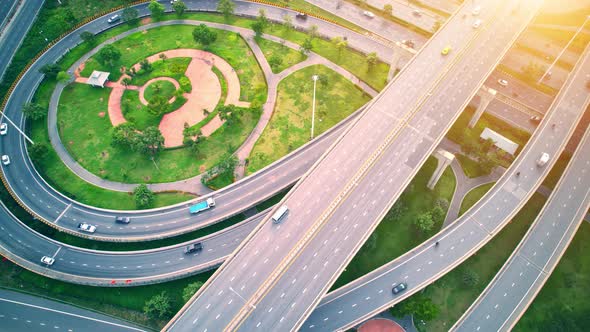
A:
<box><xmin>537</xmin><ymin>152</ymin><xmax>550</xmax><ymax>167</ymax></box>
<box><xmin>271</xmin><ymin>205</ymin><xmax>289</xmax><ymax>224</ymax></box>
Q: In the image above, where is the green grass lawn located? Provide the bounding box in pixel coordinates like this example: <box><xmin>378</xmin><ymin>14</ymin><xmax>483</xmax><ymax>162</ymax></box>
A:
<box><xmin>144</xmin><ymin>80</ymin><xmax>177</xmax><ymax>101</ymax></box>
<box><xmin>332</xmin><ymin>157</ymin><xmax>456</xmax><ymax>289</ymax></box>
<box><xmin>129</xmin><ymin>57</ymin><xmax>192</xmax><ymax>89</ymax></box>
<box><xmin>255</xmin><ymin>37</ymin><xmax>307</xmax><ymax>73</ymax></box>
<box><xmin>459</xmin><ymin>183</ymin><xmax>495</xmax><ymax>216</ymax></box>
<box><xmin>515</xmin><ymin>222</ymin><xmax>590</xmax><ymax>331</ymax></box>
<box><xmin>455</xmin><ymin>154</ymin><xmax>491</xmax><ymax>178</ymax></box>
<box><xmin>121</xmin><ymin>89</ymin><xmax>164</xmax><ymax>130</ymax></box>
<box><xmin>80</xmin><ymin>25</ymin><xmax>266</xmax><ymax>106</ymax></box>
<box><xmin>423</xmin><ymin>193</ymin><xmax>547</xmax><ymax>332</ymax></box>
<box><xmin>247</xmin><ymin>65</ymin><xmax>371</xmax><ymax>174</ymax></box>
<box><xmin>542</xmin><ymin>150</ymin><xmax>571</xmax><ymax>190</ymax></box>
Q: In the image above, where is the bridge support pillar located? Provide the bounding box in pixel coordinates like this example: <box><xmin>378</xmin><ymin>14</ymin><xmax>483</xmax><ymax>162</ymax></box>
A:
<box><xmin>468</xmin><ymin>86</ymin><xmax>497</xmax><ymax>128</ymax></box>
<box><xmin>428</xmin><ymin>149</ymin><xmax>455</xmax><ymax>190</ymax></box>
<box><xmin>388</xmin><ymin>42</ymin><xmax>417</xmax><ymax>81</ymax></box>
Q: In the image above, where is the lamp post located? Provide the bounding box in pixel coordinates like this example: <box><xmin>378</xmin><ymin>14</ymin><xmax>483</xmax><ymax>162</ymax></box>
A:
<box><xmin>229</xmin><ymin>286</ymin><xmax>256</xmax><ymax>309</ymax></box>
<box><xmin>310</xmin><ymin>74</ymin><xmax>319</xmax><ymax>140</ymax></box>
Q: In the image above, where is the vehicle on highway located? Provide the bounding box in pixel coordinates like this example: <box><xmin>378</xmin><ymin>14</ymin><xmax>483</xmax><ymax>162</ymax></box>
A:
<box><xmin>1</xmin><ymin>155</ymin><xmax>10</xmax><ymax>166</ymax></box>
<box><xmin>296</xmin><ymin>12</ymin><xmax>307</xmax><ymax>20</ymax></box>
<box><xmin>0</xmin><ymin>123</ymin><xmax>7</xmax><ymax>136</ymax></box>
<box><xmin>441</xmin><ymin>46</ymin><xmax>452</xmax><ymax>55</ymax></box>
<box><xmin>78</xmin><ymin>223</ymin><xmax>97</xmax><ymax>233</ymax></box>
<box><xmin>472</xmin><ymin>5</ymin><xmax>481</xmax><ymax>15</ymax></box>
<box><xmin>401</xmin><ymin>40</ymin><xmax>415</xmax><ymax>48</ymax></box>
<box><xmin>115</xmin><ymin>216</ymin><xmax>131</xmax><ymax>224</ymax></box>
<box><xmin>184</xmin><ymin>242</ymin><xmax>203</xmax><ymax>254</ymax></box>
<box><xmin>412</xmin><ymin>9</ymin><xmax>422</xmax><ymax>17</ymax></box>
<box><xmin>363</xmin><ymin>11</ymin><xmax>375</xmax><ymax>18</ymax></box>
<box><xmin>537</xmin><ymin>152</ymin><xmax>550</xmax><ymax>167</ymax></box>
<box><xmin>40</xmin><ymin>256</ymin><xmax>55</xmax><ymax>266</ymax></box>
<box><xmin>271</xmin><ymin>205</ymin><xmax>289</xmax><ymax>224</ymax></box>
<box><xmin>497</xmin><ymin>78</ymin><xmax>509</xmax><ymax>86</ymax></box>
<box><xmin>189</xmin><ymin>197</ymin><xmax>216</xmax><ymax>214</ymax></box>
<box><xmin>392</xmin><ymin>282</ymin><xmax>407</xmax><ymax>294</ymax></box>
<box><xmin>107</xmin><ymin>14</ymin><xmax>120</xmax><ymax>24</ymax></box>
<box><xmin>529</xmin><ymin>115</ymin><xmax>541</xmax><ymax>123</ymax></box>
<box><xmin>472</xmin><ymin>19</ymin><xmax>482</xmax><ymax>28</ymax></box>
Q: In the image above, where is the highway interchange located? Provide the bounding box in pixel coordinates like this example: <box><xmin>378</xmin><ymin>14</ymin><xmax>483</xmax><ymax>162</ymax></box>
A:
<box><xmin>0</xmin><ymin>0</ymin><xmax>589</xmax><ymax>330</ymax></box>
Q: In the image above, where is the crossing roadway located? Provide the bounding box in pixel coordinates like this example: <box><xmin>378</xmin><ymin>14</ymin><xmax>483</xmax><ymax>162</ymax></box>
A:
<box><xmin>166</xmin><ymin>1</ymin><xmax>545</xmax><ymax>331</ymax></box>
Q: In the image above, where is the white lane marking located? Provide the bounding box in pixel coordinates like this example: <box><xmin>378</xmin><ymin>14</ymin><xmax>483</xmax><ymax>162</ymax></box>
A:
<box><xmin>54</xmin><ymin>204</ymin><xmax>72</xmax><ymax>224</ymax></box>
<box><xmin>51</xmin><ymin>247</ymin><xmax>62</xmax><ymax>259</ymax></box>
<box><xmin>0</xmin><ymin>298</ymin><xmax>146</xmax><ymax>331</ymax></box>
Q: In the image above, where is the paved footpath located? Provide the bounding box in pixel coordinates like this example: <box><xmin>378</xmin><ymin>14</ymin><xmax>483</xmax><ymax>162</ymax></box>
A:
<box><xmin>49</xmin><ymin>20</ymin><xmax>378</xmax><ymax>195</ymax></box>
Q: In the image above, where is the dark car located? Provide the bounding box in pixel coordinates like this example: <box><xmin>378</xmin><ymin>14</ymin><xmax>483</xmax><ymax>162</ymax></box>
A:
<box><xmin>392</xmin><ymin>282</ymin><xmax>407</xmax><ymax>294</ymax></box>
<box><xmin>107</xmin><ymin>14</ymin><xmax>120</xmax><ymax>24</ymax></box>
<box><xmin>185</xmin><ymin>242</ymin><xmax>203</xmax><ymax>254</ymax></box>
<box><xmin>115</xmin><ymin>216</ymin><xmax>131</xmax><ymax>224</ymax></box>
<box><xmin>296</xmin><ymin>12</ymin><xmax>308</xmax><ymax>20</ymax></box>
<box><xmin>401</xmin><ymin>39</ymin><xmax>415</xmax><ymax>48</ymax></box>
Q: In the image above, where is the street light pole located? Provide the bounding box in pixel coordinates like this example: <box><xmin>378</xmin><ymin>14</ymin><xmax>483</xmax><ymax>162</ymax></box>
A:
<box><xmin>0</xmin><ymin>111</ymin><xmax>34</xmax><ymax>144</ymax></box>
<box><xmin>229</xmin><ymin>286</ymin><xmax>256</xmax><ymax>309</ymax></box>
<box><xmin>539</xmin><ymin>15</ymin><xmax>590</xmax><ymax>83</ymax></box>
<box><xmin>310</xmin><ymin>74</ymin><xmax>319</xmax><ymax>140</ymax></box>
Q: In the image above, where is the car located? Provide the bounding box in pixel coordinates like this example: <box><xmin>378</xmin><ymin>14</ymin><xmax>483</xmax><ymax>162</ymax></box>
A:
<box><xmin>295</xmin><ymin>12</ymin><xmax>307</xmax><ymax>20</ymax></box>
<box><xmin>529</xmin><ymin>115</ymin><xmax>541</xmax><ymax>123</ymax></box>
<box><xmin>412</xmin><ymin>9</ymin><xmax>422</xmax><ymax>17</ymax></box>
<box><xmin>170</xmin><ymin>0</ymin><xmax>178</xmax><ymax>3</ymax></box>
<box><xmin>472</xmin><ymin>5</ymin><xmax>481</xmax><ymax>15</ymax></box>
<box><xmin>0</xmin><ymin>123</ymin><xmax>7</xmax><ymax>136</ymax></box>
<box><xmin>107</xmin><ymin>14</ymin><xmax>120</xmax><ymax>24</ymax></box>
<box><xmin>401</xmin><ymin>40</ymin><xmax>415</xmax><ymax>48</ymax></box>
<box><xmin>472</xmin><ymin>19</ymin><xmax>482</xmax><ymax>28</ymax></box>
<box><xmin>78</xmin><ymin>222</ymin><xmax>97</xmax><ymax>233</ymax></box>
<box><xmin>497</xmin><ymin>79</ymin><xmax>509</xmax><ymax>86</ymax></box>
<box><xmin>441</xmin><ymin>46</ymin><xmax>452</xmax><ymax>55</ymax></box>
<box><xmin>363</xmin><ymin>11</ymin><xmax>375</xmax><ymax>18</ymax></box>
<box><xmin>184</xmin><ymin>242</ymin><xmax>203</xmax><ymax>254</ymax></box>
<box><xmin>392</xmin><ymin>282</ymin><xmax>407</xmax><ymax>294</ymax></box>
<box><xmin>1</xmin><ymin>155</ymin><xmax>10</xmax><ymax>166</ymax></box>
<box><xmin>115</xmin><ymin>216</ymin><xmax>131</xmax><ymax>224</ymax></box>
<box><xmin>41</xmin><ymin>256</ymin><xmax>55</xmax><ymax>266</ymax></box>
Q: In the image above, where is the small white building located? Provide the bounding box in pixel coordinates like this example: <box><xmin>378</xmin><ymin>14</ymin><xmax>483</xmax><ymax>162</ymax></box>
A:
<box><xmin>87</xmin><ymin>70</ymin><xmax>110</xmax><ymax>88</ymax></box>
<box><xmin>480</xmin><ymin>127</ymin><xmax>519</xmax><ymax>155</ymax></box>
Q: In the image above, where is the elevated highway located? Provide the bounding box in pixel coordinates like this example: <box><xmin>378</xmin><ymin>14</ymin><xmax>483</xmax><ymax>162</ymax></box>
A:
<box><xmin>166</xmin><ymin>1</ymin><xmax>544</xmax><ymax>330</ymax></box>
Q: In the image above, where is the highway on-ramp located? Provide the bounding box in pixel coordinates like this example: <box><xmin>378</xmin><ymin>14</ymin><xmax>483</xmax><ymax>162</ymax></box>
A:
<box><xmin>166</xmin><ymin>1</ymin><xmax>543</xmax><ymax>331</ymax></box>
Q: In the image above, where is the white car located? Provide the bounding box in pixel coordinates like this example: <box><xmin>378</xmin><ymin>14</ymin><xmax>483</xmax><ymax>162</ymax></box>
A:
<box><xmin>497</xmin><ymin>79</ymin><xmax>508</xmax><ymax>87</ymax></box>
<box><xmin>41</xmin><ymin>256</ymin><xmax>55</xmax><ymax>266</ymax></box>
<box><xmin>78</xmin><ymin>223</ymin><xmax>97</xmax><ymax>233</ymax></box>
<box><xmin>472</xmin><ymin>19</ymin><xmax>482</xmax><ymax>28</ymax></box>
<box><xmin>1</xmin><ymin>155</ymin><xmax>10</xmax><ymax>166</ymax></box>
<box><xmin>0</xmin><ymin>123</ymin><xmax>7</xmax><ymax>136</ymax></box>
<box><xmin>363</xmin><ymin>11</ymin><xmax>375</xmax><ymax>18</ymax></box>
<box><xmin>472</xmin><ymin>5</ymin><xmax>481</xmax><ymax>15</ymax></box>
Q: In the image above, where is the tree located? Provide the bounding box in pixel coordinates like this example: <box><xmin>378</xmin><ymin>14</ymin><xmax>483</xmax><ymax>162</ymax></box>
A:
<box><xmin>21</xmin><ymin>103</ymin><xmax>46</xmax><ymax>120</ymax></box>
<box><xmin>80</xmin><ymin>31</ymin><xmax>96</xmax><ymax>45</ymax></box>
<box><xmin>29</xmin><ymin>143</ymin><xmax>49</xmax><ymax>161</ymax></box>
<box><xmin>251</xmin><ymin>20</ymin><xmax>266</xmax><ymax>38</ymax></box>
<box><xmin>56</xmin><ymin>71</ymin><xmax>70</xmax><ymax>83</ymax></box>
<box><xmin>96</xmin><ymin>44</ymin><xmax>121</xmax><ymax>67</ymax></box>
<box><xmin>143</xmin><ymin>291</ymin><xmax>172</xmax><ymax>319</ymax></box>
<box><xmin>300</xmin><ymin>38</ymin><xmax>313</xmax><ymax>55</ymax></box>
<box><xmin>172</xmin><ymin>0</ymin><xmax>187</xmax><ymax>17</ymax></box>
<box><xmin>203</xmin><ymin>154</ymin><xmax>238</xmax><ymax>185</ymax></box>
<box><xmin>134</xmin><ymin>184</ymin><xmax>155</xmax><ymax>209</ymax></box>
<box><xmin>182</xmin><ymin>282</ymin><xmax>204</xmax><ymax>302</ymax></box>
<box><xmin>383</xmin><ymin>4</ymin><xmax>393</xmax><ymax>16</ymax></box>
<box><xmin>462</xmin><ymin>269</ymin><xmax>480</xmax><ymax>287</ymax></box>
<box><xmin>140</xmin><ymin>59</ymin><xmax>153</xmax><ymax>72</ymax></box>
<box><xmin>147</xmin><ymin>95</ymin><xmax>169</xmax><ymax>115</ymax></box>
<box><xmin>148</xmin><ymin>0</ymin><xmax>165</xmax><ymax>20</ymax></box>
<box><xmin>217</xmin><ymin>0</ymin><xmax>235</xmax><ymax>20</ymax></box>
<box><xmin>309</xmin><ymin>25</ymin><xmax>319</xmax><ymax>39</ymax></box>
<box><xmin>192</xmin><ymin>24</ymin><xmax>217</xmax><ymax>46</ymax></box>
<box><xmin>282</xmin><ymin>14</ymin><xmax>293</xmax><ymax>31</ymax></box>
<box><xmin>39</xmin><ymin>63</ymin><xmax>61</xmax><ymax>79</ymax></box>
<box><xmin>136</xmin><ymin>126</ymin><xmax>165</xmax><ymax>157</ymax></box>
<box><xmin>390</xmin><ymin>293</ymin><xmax>440</xmax><ymax>322</ymax></box>
<box><xmin>331</xmin><ymin>36</ymin><xmax>348</xmax><ymax>57</ymax></box>
<box><xmin>268</xmin><ymin>54</ymin><xmax>283</xmax><ymax>70</ymax></box>
<box><xmin>122</xmin><ymin>6</ymin><xmax>139</xmax><ymax>25</ymax></box>
<box><xmin>218</xmin><ymin>104</ymin><xmax>241</xmax><ymax>126</ymax></box>
<box><xmin>430</xmin><ymin>205</ymin><xmax>445</xmax><ymax>225</ymax></box>
<box><xmin>414</xmin><ymin>212</ymin><xmax>434</xmax><ymax>232</ymax></box>
<box><xmin>159</xmin><ymin>53</ymin><xmax>168</xmax><ymax>62</ymax></box>
<box><xmin>366</xmin><ymin>52</ymin><xmax>378</xmax><ymax>70</ymax></box>
<box><xmin>111</xmin><ymin>122</ymin><xmax>138</xmax><ymax>148</ymax></box>
<box><xmin>522</xmin><ymin>61</ymin><xmax>545</xmax><ymax>81</ymax></box>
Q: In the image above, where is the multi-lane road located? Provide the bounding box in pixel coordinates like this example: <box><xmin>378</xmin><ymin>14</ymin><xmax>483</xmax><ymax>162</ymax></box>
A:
<box><xmin>167</xmin><ymin>1</ymin><xmax>544</xmax><ymax>330</ymax></box>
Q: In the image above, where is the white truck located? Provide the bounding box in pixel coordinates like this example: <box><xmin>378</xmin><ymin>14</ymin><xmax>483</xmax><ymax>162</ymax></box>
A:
<box><xmin>537</xmin><ymin>152</ymin><xmax>550</xmax><ymax>167</ymax></box>
<box><xmin>271</xmin><ymin>205</ymin><xmax>289</xmax><ymax>223</ymax></box>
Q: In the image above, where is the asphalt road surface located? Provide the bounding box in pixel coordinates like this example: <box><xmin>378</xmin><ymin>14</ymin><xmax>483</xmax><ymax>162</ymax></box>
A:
<box><xmin>166</xmin><ymin>1</ymin><xmax>544</xmax><ymax>331</ymax></box>
<box><xmin>0</xmin><ymin>289</ymin><xmax>147</xmax><ymax>332</ymax></box>
<box><xmin>452</xmin><ymin>44</ymin><xmax>590</xmax><ymax>332</ymax></box>
<box><xmin>0</xmin><ymin>0</ymin><xmax>17</xmax><ymax>30</ymax></box>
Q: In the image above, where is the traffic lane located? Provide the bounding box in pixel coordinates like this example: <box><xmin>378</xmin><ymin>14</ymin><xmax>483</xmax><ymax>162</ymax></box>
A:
<box><xmin>170</xmin><ymin>1</ymin><xmax>514</xmax><ymax>328</ymax></box>
<box><xmin>487</xmin><ymin>70</ymin><xmax>554</xmax><ymax>112</ymax></box>
<box><xmin>485</xmin><ymin>98</ymin><xmax>537</xmax><ymax>134</ymax></box>
<box><xmin>0</xmin><ymin>0</ymin><xmax>16</xmax><ymax>30</ymax></box>
<box><xmin>501</xmin><ymin>50</ymin><xmax>567</xmax><ymax>90</ymax></box>
<box><xmin>0</xmin><ymin>289</ymin><xmax>146</xmax><ymax>332</ymax></box>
